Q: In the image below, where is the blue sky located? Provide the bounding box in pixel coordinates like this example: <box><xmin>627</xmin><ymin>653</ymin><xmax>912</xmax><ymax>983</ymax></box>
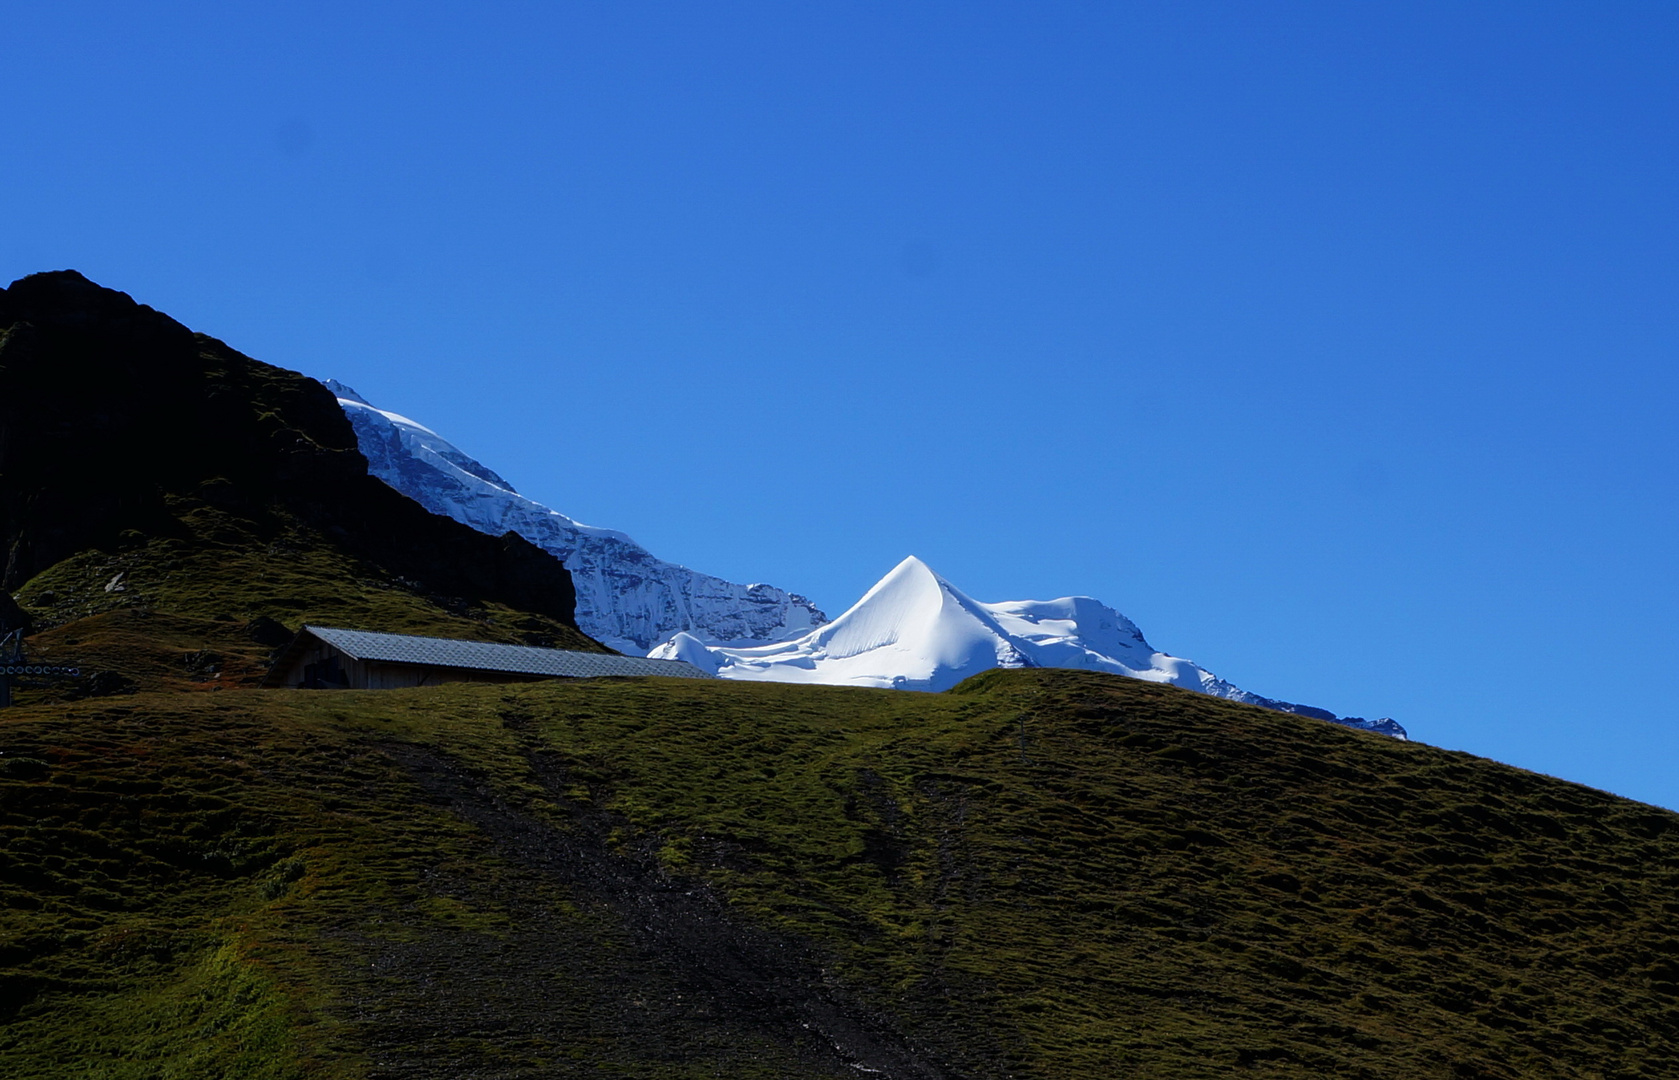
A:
<box><xmin>6</xmin><ymin>2</ymin><xmax>1677</xmax><ymax>808</ymax></box>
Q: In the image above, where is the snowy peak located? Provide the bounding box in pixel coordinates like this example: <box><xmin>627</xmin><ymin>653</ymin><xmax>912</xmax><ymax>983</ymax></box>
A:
<box><xmin>805</xmin><ymin>556</ymin><xmax>1032</xmax><ymax>676</ymax></box>
<box><xmin>649</xmin><ymin>556</ymin><xmax>1028</xmax><ymax>691</ymax></box>
<box><xmin>813</xmin><ymin>557</ymin><xmax>1018</xmax><ymax>660</ymax></box>
<box><xmin>327</xmin><ymin>384</ymin><xmax>1400</xmax><ymax>737</ymax></box>
<box><xmin>653</xmin><ymin>556</ymin><xmax>1406</xmax><ymax>737</ymax></box>
<box><xmin>321</xmin><ymin>379</ymin><xmax>371</xmax><ymax>406</ymax></box>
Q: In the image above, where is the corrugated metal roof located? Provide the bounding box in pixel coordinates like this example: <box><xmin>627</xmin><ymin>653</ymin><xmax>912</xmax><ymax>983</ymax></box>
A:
<box><xmin>301</xmin><ymin>626</ymin><xmax>716</xmax><ymax>680</ymax></box>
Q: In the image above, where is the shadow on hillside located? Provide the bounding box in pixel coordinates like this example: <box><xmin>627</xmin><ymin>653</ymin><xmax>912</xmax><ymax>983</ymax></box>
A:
<box><xmin>344</xmin><ymin>740</ymin><xmax>972</xmax><ymax>1080</ymax></box>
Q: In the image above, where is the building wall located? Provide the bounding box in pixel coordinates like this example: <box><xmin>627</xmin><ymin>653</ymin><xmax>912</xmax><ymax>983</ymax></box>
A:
<box><xmin>278</xmin><ymin>640</ymin><xmax>361</xmax><ymax>688</ymax></box>
<box><xmin>361</xmin><ymin>663</ymin><xmax>538</xmax><ymax>689</ymax></box>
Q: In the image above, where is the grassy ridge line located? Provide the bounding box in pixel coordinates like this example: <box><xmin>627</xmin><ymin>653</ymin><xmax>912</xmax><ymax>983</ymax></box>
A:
<box><xmin>11</xmin><ymin>500</ymin><xmax>599</xmax><ymax>701</ymax></box>
<box><xmin>1</xmin><ymin>671</ymin><xmax>1676</xmax><ymax>1078</ymax></box>
<box><xmin>511</xmin><ymin>671</ymin><xmax>1679</xmax><ymax>1077</ymax></box>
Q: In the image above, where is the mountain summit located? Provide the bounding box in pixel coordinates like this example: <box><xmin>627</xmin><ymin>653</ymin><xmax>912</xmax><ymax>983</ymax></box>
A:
<box><xmin>654</xmin><ymin>556</ymin><xmax>1405</xmax><ymax>736</ymax></box>
<box><xmin>328</xmin><ymin>391</ymin><xmax>1401</xmax><ymax>735</ymax></box>
<box><xmin>654</xmin><ymin>556</ymin><xmax>1035</xmax><ymax>690</ymax></box>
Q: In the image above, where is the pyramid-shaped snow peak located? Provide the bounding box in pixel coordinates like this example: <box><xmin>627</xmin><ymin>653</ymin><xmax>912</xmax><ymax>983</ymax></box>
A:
<box><xmin>327</xmin><ymin>383</ymin><xmax>1402</xmax><ymax>737</ymax></box>
<box><xmin>650</xmin><ymin>557</ymin><xmax>1406</xmax><ymax>736</ymax></box>
<box><xmin>669</xmin><ymin>556</ymin><xmax>1033</xmax><ymax>691</ymax></box>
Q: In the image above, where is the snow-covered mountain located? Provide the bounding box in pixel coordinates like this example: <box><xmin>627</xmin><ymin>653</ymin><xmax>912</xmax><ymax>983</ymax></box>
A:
<box><xmin>326</xmin><ymin>383</ymin><xmax>1401</xmax><ymax>737</ymax></box>
<box><xmin>652</xmin><ymin>557</ymin><xmax>1406</xmax><ymax>737</ymax></box>
<box><xmin>324</xmin><ymin>381</ymin><xmax>826</xmax><ymax>654</ymax></box>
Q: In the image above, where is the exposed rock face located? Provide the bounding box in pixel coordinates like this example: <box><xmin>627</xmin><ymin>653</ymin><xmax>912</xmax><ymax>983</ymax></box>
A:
<box><xmin>0</xmin><ymin>591</ymin><xmax>27</xmax><ymax>635</ymax></box>
<box><xmin>0</xmin><ymin>271</ymin><xmax>582</xmax><ymax>633</ymax></box>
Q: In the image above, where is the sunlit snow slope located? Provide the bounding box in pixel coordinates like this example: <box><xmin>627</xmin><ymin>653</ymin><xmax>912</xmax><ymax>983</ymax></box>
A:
<box><xmin>327</xmin><ymin>385</ymin><xmax>1399</xmax><ymax>736</ymax></box>
<box><xmin>653</xmin><ymin>557</ymin><xmax>1405</xmax><ymax>737</ymax></box>
<box><xmin>325</xmin><ymin>382</ymin><xmax>826</xmax><ymax>654</ymax></box>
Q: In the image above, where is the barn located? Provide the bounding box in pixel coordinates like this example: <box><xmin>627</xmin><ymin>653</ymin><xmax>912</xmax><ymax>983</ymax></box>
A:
<box><xmin>263</xmin><ymin>625</ymin><xmax>715</xmax><ymax>689</ymax></box>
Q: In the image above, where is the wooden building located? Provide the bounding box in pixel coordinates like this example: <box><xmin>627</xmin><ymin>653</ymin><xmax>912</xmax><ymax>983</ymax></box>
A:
<box><xmin>263</xmin><ymin>625</ymin><xmax>714</xmax><ymax>690</ymax></box>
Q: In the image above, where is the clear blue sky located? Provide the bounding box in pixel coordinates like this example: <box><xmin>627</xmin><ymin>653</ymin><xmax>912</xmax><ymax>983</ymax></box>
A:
<box><xmin>6</xmin><ymin>3</ymin><xmax>1677</xmax><ymax>808</ymax></box>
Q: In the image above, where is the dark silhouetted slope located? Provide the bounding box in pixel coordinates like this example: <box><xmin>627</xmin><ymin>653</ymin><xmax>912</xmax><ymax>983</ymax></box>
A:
<box><xmin>0</xmin><ymin>271</ymin><xmax>602</xmax><ymax>692</ymax></box>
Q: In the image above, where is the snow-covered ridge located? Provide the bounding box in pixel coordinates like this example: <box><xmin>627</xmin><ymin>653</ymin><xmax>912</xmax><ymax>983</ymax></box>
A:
<box><xmin>324</xmin><ymin>381</ymin><xmax>827</xmax><ymax>655</ymax></box>
<box><xmin>326</xmin><ymin>382</ymin><xmax>1402</xmax><ymax>738</ymax></box>
<box><xmin>653</xmin><ymin>557</ymin><xmax>1406</xmax><ymax>738</ymax></box>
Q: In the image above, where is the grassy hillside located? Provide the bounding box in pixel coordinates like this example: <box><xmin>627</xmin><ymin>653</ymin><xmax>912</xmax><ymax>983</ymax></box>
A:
<box><xmin>4</xmin><ymin>271</ymin><xmax>1674</xmax><ymax>1076</ymax></box>
<box><xmin>11</xmin><ymin>497</ymin><xmax>600</xmax><ymax>697</ymax></box>
<box><xmin>2</xmin><ymin>669</ymin><xmax>1675</xmax><ymax>1079</ymax></box>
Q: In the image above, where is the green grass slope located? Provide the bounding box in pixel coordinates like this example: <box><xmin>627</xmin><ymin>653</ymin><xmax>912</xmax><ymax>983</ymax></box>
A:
<box><xmin>2</xmin><ymin>670</ymin><xmax>1674</xmax><ymax>1079</ymax></box>
<box><xmin>11</xmin><ymin>498</ymin><xmax>600</xmax><ymax>696</ymax></box>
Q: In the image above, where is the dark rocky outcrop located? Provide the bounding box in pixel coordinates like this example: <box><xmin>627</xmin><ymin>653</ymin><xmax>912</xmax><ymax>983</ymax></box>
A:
<box><xmin>0</xmin><ymin>271</ymin><xmax>580</xmax><ymax>633</ymax></box>
<box><xmin>0</xmin><ymin>591</ymin><xmax>28</xmax><ymax>635</ymax></box>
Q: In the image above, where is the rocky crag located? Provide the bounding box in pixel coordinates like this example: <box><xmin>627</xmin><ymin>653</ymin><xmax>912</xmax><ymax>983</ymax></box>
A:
<box><xmin>0</xmin><ymin>271</ymin><xmax>601</xmax><ymax>693</ymax></box>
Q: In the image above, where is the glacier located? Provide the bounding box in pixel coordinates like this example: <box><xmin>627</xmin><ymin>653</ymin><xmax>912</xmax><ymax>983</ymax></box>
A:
<box><xmin>651</xmin><ymin>556</ymin><xmax>1405</xmax><ymax>737</ymax></box>
<box><xmin>324</xmin><ymin>381</ymin><xmax>827</xmax><ymax>655</ymax></box>
<box><xmin>326</xmin><ymin>382</ymin><xmax>1403</xmax><ymax>738</ymax></box>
